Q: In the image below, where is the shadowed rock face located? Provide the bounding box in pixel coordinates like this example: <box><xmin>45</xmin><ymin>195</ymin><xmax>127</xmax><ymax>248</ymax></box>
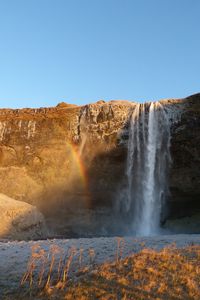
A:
<box><xmin>169</xmin><ymin>94</ymin><xmax>200</xmax><ymax>218</ymax></box>
<box><xmin>0</xmin><ymin>94</ymin><xmax>199</xmax><ymax>236</ymax></box>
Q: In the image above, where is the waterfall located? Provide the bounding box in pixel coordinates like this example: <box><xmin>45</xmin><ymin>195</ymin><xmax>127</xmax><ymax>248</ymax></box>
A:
<box><xmin>0</xmin><ymin>121</ymin><xmax>7</xmax><ymax>141</ymax></box>
<box><xmin>119</xmin><ymin>102</ymin><xmax>171</xmax><ymax>236</ymax></box>
<box><xmin>79</xmin><ymin>133</ymin><xmax>87</xmax><ymax>157</ymax></box>
<box><xmin>27</xmin><ymin>120</ymin><xmax>36</xmax><ymax>139</ymax></box>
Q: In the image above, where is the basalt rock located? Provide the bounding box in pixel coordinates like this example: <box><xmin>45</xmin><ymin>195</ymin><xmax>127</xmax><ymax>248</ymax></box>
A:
<box><xmin>0</xmin><ymin>96</ymin><xmax>199</xmax><ymax>234</ymax></box>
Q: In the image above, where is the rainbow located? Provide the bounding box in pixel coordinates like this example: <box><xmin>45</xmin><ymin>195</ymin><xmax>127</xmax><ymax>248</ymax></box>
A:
<box><xmin>65</xmin><ymin>141</ymin><xmax>91</xmax><ymax>207</ymax></box>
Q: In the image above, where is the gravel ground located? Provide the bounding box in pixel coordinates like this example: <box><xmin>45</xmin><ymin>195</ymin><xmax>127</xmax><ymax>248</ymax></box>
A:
<box><xmin>0</xmin><ymin>234</ymin><xmax>200</xmax><ymax>297</ymax></box>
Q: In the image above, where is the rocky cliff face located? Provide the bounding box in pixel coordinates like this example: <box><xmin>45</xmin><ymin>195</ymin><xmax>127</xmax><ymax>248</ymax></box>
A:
<box><xmin>169</xmin><ymin>94</ymin><xmax>200</xmax><ymax>218</ymax></box>
<box><xmin>0</xmin><ymin>101</ymin><xmax>132</xmax><ymax>218</ymax></box>
<box><xmin>0</xmin><ymin>94</ymin><xmax>199</xmax><ymax>236</ymax></box>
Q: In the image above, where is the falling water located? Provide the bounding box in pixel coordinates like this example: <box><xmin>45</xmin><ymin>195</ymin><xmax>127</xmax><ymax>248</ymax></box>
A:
<box><xmin>119</xmin><ymin>102</ymin><xmax>171</xmax><ymax>236</ymax></box>
<box><xmin>79</xmin><ymin>133</ymin><xmax>87</xmax><ymax>157</ymax></box>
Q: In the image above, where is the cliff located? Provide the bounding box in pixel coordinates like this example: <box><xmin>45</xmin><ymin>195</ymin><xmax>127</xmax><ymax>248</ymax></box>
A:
<box><xmin>0</xmin><ymin>94</ymin><xmax>199</xmax><ymax>236</ymax></box>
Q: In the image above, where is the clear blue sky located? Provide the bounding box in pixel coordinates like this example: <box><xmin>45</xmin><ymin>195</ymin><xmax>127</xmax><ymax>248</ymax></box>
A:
<box><xmin>0</xmin><ymin>0</ymin><xmax>199</xmax><ymax>108</ymax></box>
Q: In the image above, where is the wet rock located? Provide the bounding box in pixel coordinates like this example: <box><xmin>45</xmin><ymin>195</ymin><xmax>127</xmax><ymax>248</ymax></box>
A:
<box><xmin>164</xmin><ymin>213</ymin><xmax>200</xmax><ymax>234</ymax></box>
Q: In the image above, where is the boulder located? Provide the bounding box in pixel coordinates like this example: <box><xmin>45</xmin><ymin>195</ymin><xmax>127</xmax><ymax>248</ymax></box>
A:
<box><xmin>0</xmin><ymin>194</ymin><xmax>47</xmax><ymax>240</ymax></box>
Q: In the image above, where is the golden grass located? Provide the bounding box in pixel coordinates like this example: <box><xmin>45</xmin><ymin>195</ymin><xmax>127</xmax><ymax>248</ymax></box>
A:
<box><xmin>61</xmin><ymin>245</ymin><xmax>200</xmax><ymax>300</ymax></box>
<box><xmin>3</xmin><ymin>242</ymin><xmax>200</xmax><ymax>300</ymax></box>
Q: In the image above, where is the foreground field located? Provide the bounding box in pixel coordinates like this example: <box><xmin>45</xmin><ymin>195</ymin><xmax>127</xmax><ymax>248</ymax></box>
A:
<box><xmin>41</xmin><ymin>245</ymin><xmax>200</xmax><ymax>300</ymax></box>
<box><xmin>1</xmin><ymin>235</ymin><xmax>200</xmax><ymax>299</ymax></box>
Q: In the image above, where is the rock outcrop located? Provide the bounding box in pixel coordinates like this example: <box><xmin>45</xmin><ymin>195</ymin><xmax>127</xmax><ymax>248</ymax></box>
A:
<box><xmin>0</xmin><ymin>94</ymin><xmax>199</xmax><ymax>235</ymax></box>
<box><xmin>0</xmin><ymin>194</ymin><xmax>47</xmax><ymax>240</ymax></box>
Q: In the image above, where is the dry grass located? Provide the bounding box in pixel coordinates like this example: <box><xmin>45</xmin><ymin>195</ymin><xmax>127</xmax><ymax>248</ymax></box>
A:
<box><xmin>3</xmin><ymin>243</ymin><xmax>200</xmax><ymax>300</ymax></box>
<box><xmin>61</xmin><ymin>245</ymin><xmax>200</xmax><ymax>300</ymax></box>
